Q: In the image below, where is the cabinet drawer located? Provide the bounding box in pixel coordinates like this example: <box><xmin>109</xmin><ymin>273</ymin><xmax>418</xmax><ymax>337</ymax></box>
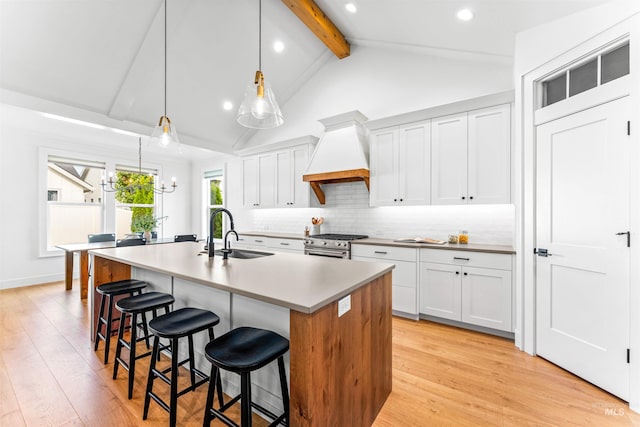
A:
<box><xmin>267</xmin><ymin>238</ymin><xmax>304</xmax><ymax>252</ymax></box>
<box><xmin>420</xmin><ymin>249</ymin><xmax>511</xmax><ymax>270</ymax></box>
<box><xmin>236</xmin><ymin>235</ymin><xmax>267</xmax><ymax>247</ymax></box>
<box><xmin>351</xmin><ymin>245</ymin><xmax>417</xmax><ymax>262</ymax></box>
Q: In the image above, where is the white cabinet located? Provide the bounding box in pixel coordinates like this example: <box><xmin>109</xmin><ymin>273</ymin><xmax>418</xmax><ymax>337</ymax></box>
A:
<box><xmin>420</xmin><ymin>249</ymin><xmax>513</xmax><ymax>332</ymax></box>
<box><xmin>275</xmin><ymin>145</ymin><xmax>311</xmax><ymax>208</ymax></box>
<box><xmin>233</xmin><ymin>234</ymin><xmax>267</xmax><ymax>250</ymax></box>
<box><xmin>370</xmin><ymin>121</ymin><xmax>430</xmax><ymax>206</ymax></box>
<box><xmin>351</xmin><ymin>244</ymin><xmax>419</xmax><ymax>318</ymax></box>
<box><xmin>266</xmin><ymin>237</ymin><xmax>304</xmax><ymax>254</ymax></box>
<box><xmin>243</xmin><ymin>143</ymin><xmax>313</xmax><ymax>209</ymax></box>
<box><xmin>242</xmin><ymin>154</ymin><xmax>275</xmax><ymax>208</ymax></box>
<box><xmin>431</xmin><ymin>104</ymin><xmax>511</xmax><ymax>205</ymax></box>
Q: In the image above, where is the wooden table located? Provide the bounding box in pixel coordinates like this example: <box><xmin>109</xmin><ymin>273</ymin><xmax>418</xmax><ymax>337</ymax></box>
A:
<box><xmin>56</xmin><ymin>238</ymin><xmax>176</xmax><ymax>299</ymax></box>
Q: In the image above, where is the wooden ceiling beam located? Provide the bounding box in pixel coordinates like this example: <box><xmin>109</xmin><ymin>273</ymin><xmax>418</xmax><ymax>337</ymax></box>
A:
<box><xmin>281</xmin><ymin>0</ymin><xmax>350</xmax><ymax>59</ymax></box>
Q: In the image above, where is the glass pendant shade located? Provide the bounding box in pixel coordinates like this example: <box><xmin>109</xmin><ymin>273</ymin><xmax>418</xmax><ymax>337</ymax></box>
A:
<box><xmin>237</xmin><ymin>71</ymin><xmax>284</xmax><ymax>129</ymax></box>
<box><xmin>150</xmin><ymin>115</ymin><xmax>180</xmax><ymax>147</ymax></box>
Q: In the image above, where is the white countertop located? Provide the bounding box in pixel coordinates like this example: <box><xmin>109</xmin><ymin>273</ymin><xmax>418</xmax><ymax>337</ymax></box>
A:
<box><xmin>90</xmin><ymin>242</ymin><xmax>394</xmax><ymax>314</ymax></box>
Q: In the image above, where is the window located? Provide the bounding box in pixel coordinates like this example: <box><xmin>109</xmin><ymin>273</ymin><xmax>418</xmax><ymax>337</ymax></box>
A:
<box><xmin>114</xmin><ymin>165</ymin><xmax>158</xmax><ymax>239</ymax></box>
<box><xmin>46</xmin><ymin>156</ymin><xmax>104</xmax><ymax>248</ymax></box>
<box><xmin>205</xmin><ymin>169</ymin><xmax>224</xmax><ymax>239</ymax></box>
<box><xmin>541</xmin><ymin>41</ymin><xmax>630</xmax><ymax>108</ymax></box>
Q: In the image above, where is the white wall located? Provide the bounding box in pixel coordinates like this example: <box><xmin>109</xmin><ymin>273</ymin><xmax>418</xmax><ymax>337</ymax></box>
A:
<box><xmin>0</xmin><ymin>105</ymin><xmax>195</xmax><ymax>289</ymax></box>
<box><xmin>241</xmin><ymin>44</ymin><xmax>513</xmax><ymax>149</ymax></box>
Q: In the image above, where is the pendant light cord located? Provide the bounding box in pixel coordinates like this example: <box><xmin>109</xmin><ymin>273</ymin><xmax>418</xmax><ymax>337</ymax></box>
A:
<box><xmin>258</xmin><ymin>0</ymin><xmax>262</xmax><ymax>71</ymax></box>
<box><xmin>164</xmin><ymin>0</ymin><xmax>167</xmax><ymax>116</ymax></box>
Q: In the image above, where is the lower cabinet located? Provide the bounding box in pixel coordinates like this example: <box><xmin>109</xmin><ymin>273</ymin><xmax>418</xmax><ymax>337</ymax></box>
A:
<box><xmin>233</xmin><ymin>235</ymin><xmax>268</xmax><ymax>250</ymax></box>
<box><xmin>352</xmin><ymin>244</ymin><xmax>418</xmax><ymax>318</ymax></box>
<box><xmin>420</xmin><ymin>249</ymin><xmax>513</xmax><ymax>332</ymax></box>
<box><xmin>266</xmin><ymin>237</ymin><xmax>304</xmax><ymax>254</ymax></box>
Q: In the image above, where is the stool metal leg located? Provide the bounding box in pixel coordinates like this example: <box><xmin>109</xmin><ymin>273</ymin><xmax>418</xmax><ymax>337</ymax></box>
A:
<box><xmin>143</xmin><ymin>336</ymin><xmax>160</xmax><ymax>420</ymax></box>
<box><xmin>170</xmin><ymin>337</ymin><xmax>179</xmax><ymax>427</ymax></box>
<box><xmin>103</xmin><ymin>295</ymin><xmax>114</xmax><ymax>364</ymax></box>
<box><xmin>278</xmin><ymin>356</ymin><xmax>289</xmax><ymax>425</ymax></box>
<box><xmin>140</xmin><ymin>311</ymin><xmax>150</xmax><ymax>349</ymax></box>
<box><xmin>188</xmin><ymin>334</ymin><xmax>196</xmax><ymax>388</ymax></box>
<box><xmin>241</xmin><ymin>372</ymin><xmax>252</xmax><ymax>427</ymax></box>
<box><xmin>203</xmin><ymin>364</ymin><xmax>218</xmax><ymax>427</ymax></box>
<box><xmin>94</xmin><ymin>294</ymin><xmax>106</xmax><ymax>351</ymax></box>
<box><xmin>112</xmin><ymin>311</ymin><xmax>127</xmax><ymax>380</ymax></box>
<box><xmin>127</xmin><ymin>311</ymin><xmax>138</xmax><ymax>399</ymax></box>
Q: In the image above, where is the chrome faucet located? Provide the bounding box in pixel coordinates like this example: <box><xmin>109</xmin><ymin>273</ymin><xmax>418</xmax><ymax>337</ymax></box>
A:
<box><xmin>208</xmin><ymin>208</ymin><xmax>235</xmax><ymax>258</ymax></box>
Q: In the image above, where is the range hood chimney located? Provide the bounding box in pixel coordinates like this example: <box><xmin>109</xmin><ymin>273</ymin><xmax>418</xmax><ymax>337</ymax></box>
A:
<box><xmin>303</xmin><ymin>111</ymin><xmax>369</xmax><ymax>205</ymax></box>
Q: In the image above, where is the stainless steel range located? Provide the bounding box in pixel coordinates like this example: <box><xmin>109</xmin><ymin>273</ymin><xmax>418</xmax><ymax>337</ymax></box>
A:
<box><xmin>304</xmin><ymin>234</ymin><xmax>368</xmax><ymax>259</ymax></box>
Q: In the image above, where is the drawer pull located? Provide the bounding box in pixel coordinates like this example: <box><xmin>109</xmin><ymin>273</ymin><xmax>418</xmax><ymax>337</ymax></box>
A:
<box><xmin>453</xmin><ymin>257</ymin><xmax>470</xmax><ymax>261</ymax></box>
<box><xmin>374</xmin><ymin>251</ymin><xmax>388</xmax><ymax>255</ymax></box>
<box><xmin>280</xmin><ymin>242</ymin><xmax>290</xmax><ymax>246</ymax></box>
<box><xmin>255</xmin><ymin>240</ymin><xmax>264</xmax><ymax>243</ymax></box>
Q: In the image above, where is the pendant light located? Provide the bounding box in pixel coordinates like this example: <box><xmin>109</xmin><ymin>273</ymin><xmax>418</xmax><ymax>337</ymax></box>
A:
<box><xmin>150</xmin><ymin>0</ymin><xmax>180</xmax><ymax>147</ymax></box>
<box><xmin>237</xmin><ymin>0</ymin><xmax>284</xmax><ymax>129</ymax></box>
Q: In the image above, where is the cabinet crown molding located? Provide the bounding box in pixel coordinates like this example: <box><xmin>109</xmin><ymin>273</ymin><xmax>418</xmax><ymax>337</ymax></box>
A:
<box><xmin>365</xmin><ymin>90</ymin><xmax>514</xmax><ymax>131</ymax></box>
<box><xmin>235</xmin><ymin>135</ymin><xmax>318</xmax><ymax>157</ymax></box>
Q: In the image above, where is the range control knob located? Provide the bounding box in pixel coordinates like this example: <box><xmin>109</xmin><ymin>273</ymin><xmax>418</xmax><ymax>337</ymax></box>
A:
<box><xmin>336</xmin><ymin>242</ymin><xmax>341</xmax><ymax>247</ymax></box>
<box><xmin>322</xmin><ymin>241</ymin><xmax>327</xmax><ymax>246</ymax></box>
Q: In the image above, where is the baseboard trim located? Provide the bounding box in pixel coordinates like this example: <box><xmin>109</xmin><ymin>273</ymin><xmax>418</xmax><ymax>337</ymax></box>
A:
<box><xmin>0</xmin><ymin>273</ymin><xmax>66</xmax><ymax>290</ymax></box>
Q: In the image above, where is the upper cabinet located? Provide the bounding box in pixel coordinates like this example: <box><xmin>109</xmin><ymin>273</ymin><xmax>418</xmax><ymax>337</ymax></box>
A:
<box><xmin>241</xmin><ymin>138</ymin><xmax>316</xmax><ymax>209</ymax></box>
<box><xmin>275</xmin><ymin>145</ymin><xmax>313</xmax><ymax>208</ymax></box>
<box><xmin>243</xmin><ymin>153</ymin><xmax>275</xmax><ymax>208</ymax></box>
<box><xmin>431</xmin><ymin>104</ymin><xmax>511</xmax><ymax>205</ymax></box>
<box><xmin>370</xmin><ymin>121</ymin><xmax>431</xmax><ymax>206</ymax></box>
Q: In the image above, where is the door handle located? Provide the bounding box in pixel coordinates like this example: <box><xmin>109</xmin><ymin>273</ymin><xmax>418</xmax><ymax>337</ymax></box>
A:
<box><xmin>616</xmin><ymin>231</ymin><xmax>631</xmax><ymax>247</ymax></box>
<box><xmin>534</xmin><ymin>248</ymin><xmax>552</xmax><ymax>257</ymax></box>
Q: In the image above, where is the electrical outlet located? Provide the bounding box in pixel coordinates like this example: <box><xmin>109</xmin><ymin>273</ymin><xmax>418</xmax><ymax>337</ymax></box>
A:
<box><xmin>338</xmin><ymin>295</ymin><xmax>351</xmax><ymax>317</ymax></box>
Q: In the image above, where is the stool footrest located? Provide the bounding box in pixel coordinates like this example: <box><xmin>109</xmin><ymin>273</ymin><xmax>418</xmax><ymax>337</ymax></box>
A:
<box><xmin>148</xmin><ymin>391</ymin><xmax>171</xmax><ymax>413</ymax></box>
<box><xmin>175</xmin><ymin>376</ymin><xmax>209</xmax><ymax>398</ymax></box>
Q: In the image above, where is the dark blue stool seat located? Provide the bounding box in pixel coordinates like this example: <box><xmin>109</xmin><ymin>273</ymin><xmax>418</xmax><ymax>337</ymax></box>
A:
<box><xmin>143</xmin><ymin>307</ymin><xmax>223</xmax><ymax>427</ymax></box>
<box><xmin>113</xmin><ymin>292</ymin><xmax>175</xmax><ymax>399</ymax></box>
<box><xmin>203</xmin><ymin>327</ymin><xmax>290</xmax><ymax>427</ymax></box>
<box><xmin>94</xmin><ymin>279</ymin><xmax>147</xmax><ymax>364</ymax></box>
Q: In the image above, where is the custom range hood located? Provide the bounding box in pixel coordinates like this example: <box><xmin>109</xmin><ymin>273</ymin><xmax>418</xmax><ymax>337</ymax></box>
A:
<box><xmin>303</xmin><ymin>111</ymin><xmax>369</xmax><ymax>204</ymax></box>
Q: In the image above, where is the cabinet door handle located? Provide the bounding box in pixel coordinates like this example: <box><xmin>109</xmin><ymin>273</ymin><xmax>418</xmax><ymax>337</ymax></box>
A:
<box><xmin>453</xmin><ymin>257</ymin><xmax>470</xmax><ymax>261</ymax></box>
<box><xmin>461</xmin><ymin>196</ymin><xmax>466</xmax><ymax>200</ymax></box>
<box><xmin>393</xmin><ymin>198</ymin><xmax>397</xmax><ymax>202</ymax></box>
<box><xmin>463</xmin><ymin>272</ymin><xmax>468</xmax><ymax>276</ymax></box>
<box><xmin>469</xmin><ymin>196</ymin><xmax>474</xmax><ymax>200</ymax></box>
<box><xmin>255</xmin><ymin>240</ymin><xmax>263</xmax><ymax>243</ymax></box>
<box><xmin>374</xmin><ymin>251</ymin><xmax>388</xmax><ymax>255</ymax></box>
<box><xmin>280</xmin><ymin>242</ymin><xmax>290</xmax><ymax>246</ymax></box>
<box><xmin>455</xmin><ymin>271</ymin><xmax>460</xmax><ymax>275</ymax></box>
<box><xmin>399</xmin><ymin>198</ymin><xmax>404</xmax><ymax>202</ymax></box>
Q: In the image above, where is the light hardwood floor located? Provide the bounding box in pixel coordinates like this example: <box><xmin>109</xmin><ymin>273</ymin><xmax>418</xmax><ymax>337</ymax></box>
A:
<box><xmin>1</xmin><ymin>281</ymin><xmax>639</xmax><ymax>426</ymax></box>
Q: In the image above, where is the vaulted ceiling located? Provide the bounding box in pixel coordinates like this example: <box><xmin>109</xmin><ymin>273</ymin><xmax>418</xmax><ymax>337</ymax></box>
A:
<box><xmin>0</xmin><ymin>0</ymin><xmax>607</xmax><ymax>155</ymax></box>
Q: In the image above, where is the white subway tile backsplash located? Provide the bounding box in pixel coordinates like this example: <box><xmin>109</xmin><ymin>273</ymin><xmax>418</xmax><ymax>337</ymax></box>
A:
<box><xmin>234</xmin><ymin>182</ymin><xmax>514</xmax><ymax>246</ymax></box>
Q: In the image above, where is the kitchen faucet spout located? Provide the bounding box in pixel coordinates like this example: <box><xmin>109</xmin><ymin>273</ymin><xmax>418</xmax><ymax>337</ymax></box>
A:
<box><xmin>208</xmin><ymin>208</ymin><xmax>235</xmax><ymax>258</ymax></box>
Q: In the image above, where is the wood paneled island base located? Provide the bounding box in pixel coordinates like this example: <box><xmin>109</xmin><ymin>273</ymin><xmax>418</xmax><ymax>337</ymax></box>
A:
<box><xmin>290</xmin><ymin>273</ymin><xmax>392</xmax><ymax>426</ymax></box>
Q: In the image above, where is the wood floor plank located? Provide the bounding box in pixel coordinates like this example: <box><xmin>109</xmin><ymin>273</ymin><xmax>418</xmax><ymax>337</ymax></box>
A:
<box><xmin>2</xmin><ymin>283</ymin><xmax>640</xmax><ymax>426</ymax></box>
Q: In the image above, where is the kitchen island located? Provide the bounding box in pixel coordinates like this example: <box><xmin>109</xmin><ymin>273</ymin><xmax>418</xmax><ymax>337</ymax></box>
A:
<box><xmin>89</xmin><ymin>242</ymin><xmax>394</xmax><ymax>427</ymax></box>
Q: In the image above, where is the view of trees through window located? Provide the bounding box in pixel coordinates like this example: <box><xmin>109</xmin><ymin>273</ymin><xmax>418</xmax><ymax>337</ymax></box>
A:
<box><xmin>114</xmin><ymin>170</ymin><xmax>157</xmax><ymax>238</ymax></box>
<box><xmin>208</xmin><ymin>177</ymin><xmax>224</xmax><ymax>239</ymax></box>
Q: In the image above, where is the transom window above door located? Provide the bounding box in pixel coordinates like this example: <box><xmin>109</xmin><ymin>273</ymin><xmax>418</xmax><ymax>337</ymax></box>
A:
<box><xmin>540</xmin><ymin>41</ymin><xmax>629</xmax><ymax>108</ymax></box>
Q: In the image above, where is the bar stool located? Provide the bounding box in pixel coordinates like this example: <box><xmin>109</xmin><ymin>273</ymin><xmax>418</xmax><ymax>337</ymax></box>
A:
<box><xmin>202</xmin><ymin>327</ymin><xmax>290</xmax><ymax>427</ymax></box>
<box><xmin>94</xmin><ymin>279</ymin><xmax>147</xmax><ymax>364</ymax></box>
<box><xmin>143</xmin><ymin>307</ymin><xmax>224</xmax><ymax>427</ymax></box>
<box><xmin>113</xmin><ymin>291</ymin><xmax>176</xmax><ymax>399</ymax></box>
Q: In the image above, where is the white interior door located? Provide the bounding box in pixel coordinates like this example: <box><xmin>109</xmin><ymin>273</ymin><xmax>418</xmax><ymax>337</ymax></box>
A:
<box><xmin>536</xmin><ymin>96</ymin><xmax>630</xmax><ymax>400</ymax></box>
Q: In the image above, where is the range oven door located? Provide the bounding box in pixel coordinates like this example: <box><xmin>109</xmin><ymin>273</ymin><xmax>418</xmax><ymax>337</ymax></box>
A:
<box><xmin>304</xmin><ymin>247</ymin><xmax>350</xmax><ymax>259</ymax></box>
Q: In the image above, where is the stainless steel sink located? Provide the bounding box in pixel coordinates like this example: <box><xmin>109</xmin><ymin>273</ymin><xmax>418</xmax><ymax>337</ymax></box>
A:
<box><xmin>199</xmin><ymin>249</ymin><xmax>274</xmax><ymax>259</ymax></box>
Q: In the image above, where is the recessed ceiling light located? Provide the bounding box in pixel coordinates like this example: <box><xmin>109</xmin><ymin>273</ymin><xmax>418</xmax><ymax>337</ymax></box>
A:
<box><xmin>457</xmin><ymin>9</ymin><xmax>473</xmax><ymax>21</ymax></box>
<box><xmin>345</xmin><ymin>3</ymin><xmax>357</xmax><ymax>13</ymax></box>
<box><xmin>273</xmin><ymin>41</ymin><xmax>285</xmax><ymax>53</ymax></box>
<box><xmin>223</xmin><ymin>101</ymin><xmax>233</xmax><ymax>111</ymax></box>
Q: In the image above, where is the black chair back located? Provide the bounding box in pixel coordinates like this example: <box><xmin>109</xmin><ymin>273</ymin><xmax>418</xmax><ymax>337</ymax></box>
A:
<box><xmin>174</xmin><ymin>234</ymin><xmax>197</xmax><ymax>242</ymax></box>
<box><xmin>116</xmin><ymin>238</ymin><xmax>146</xmax><ymax>247</ymax></box>
<box><xmin>88</xmin><ymin>233</ymin><xmax>116</xmax><ymax>243</ymax></box>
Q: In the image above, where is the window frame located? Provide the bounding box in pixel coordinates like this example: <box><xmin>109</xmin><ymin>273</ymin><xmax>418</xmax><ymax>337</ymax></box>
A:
<box><xmin>203</xmin><ymin>168</ymin><xmax>226</xmax><ymax>242</ymax></box>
